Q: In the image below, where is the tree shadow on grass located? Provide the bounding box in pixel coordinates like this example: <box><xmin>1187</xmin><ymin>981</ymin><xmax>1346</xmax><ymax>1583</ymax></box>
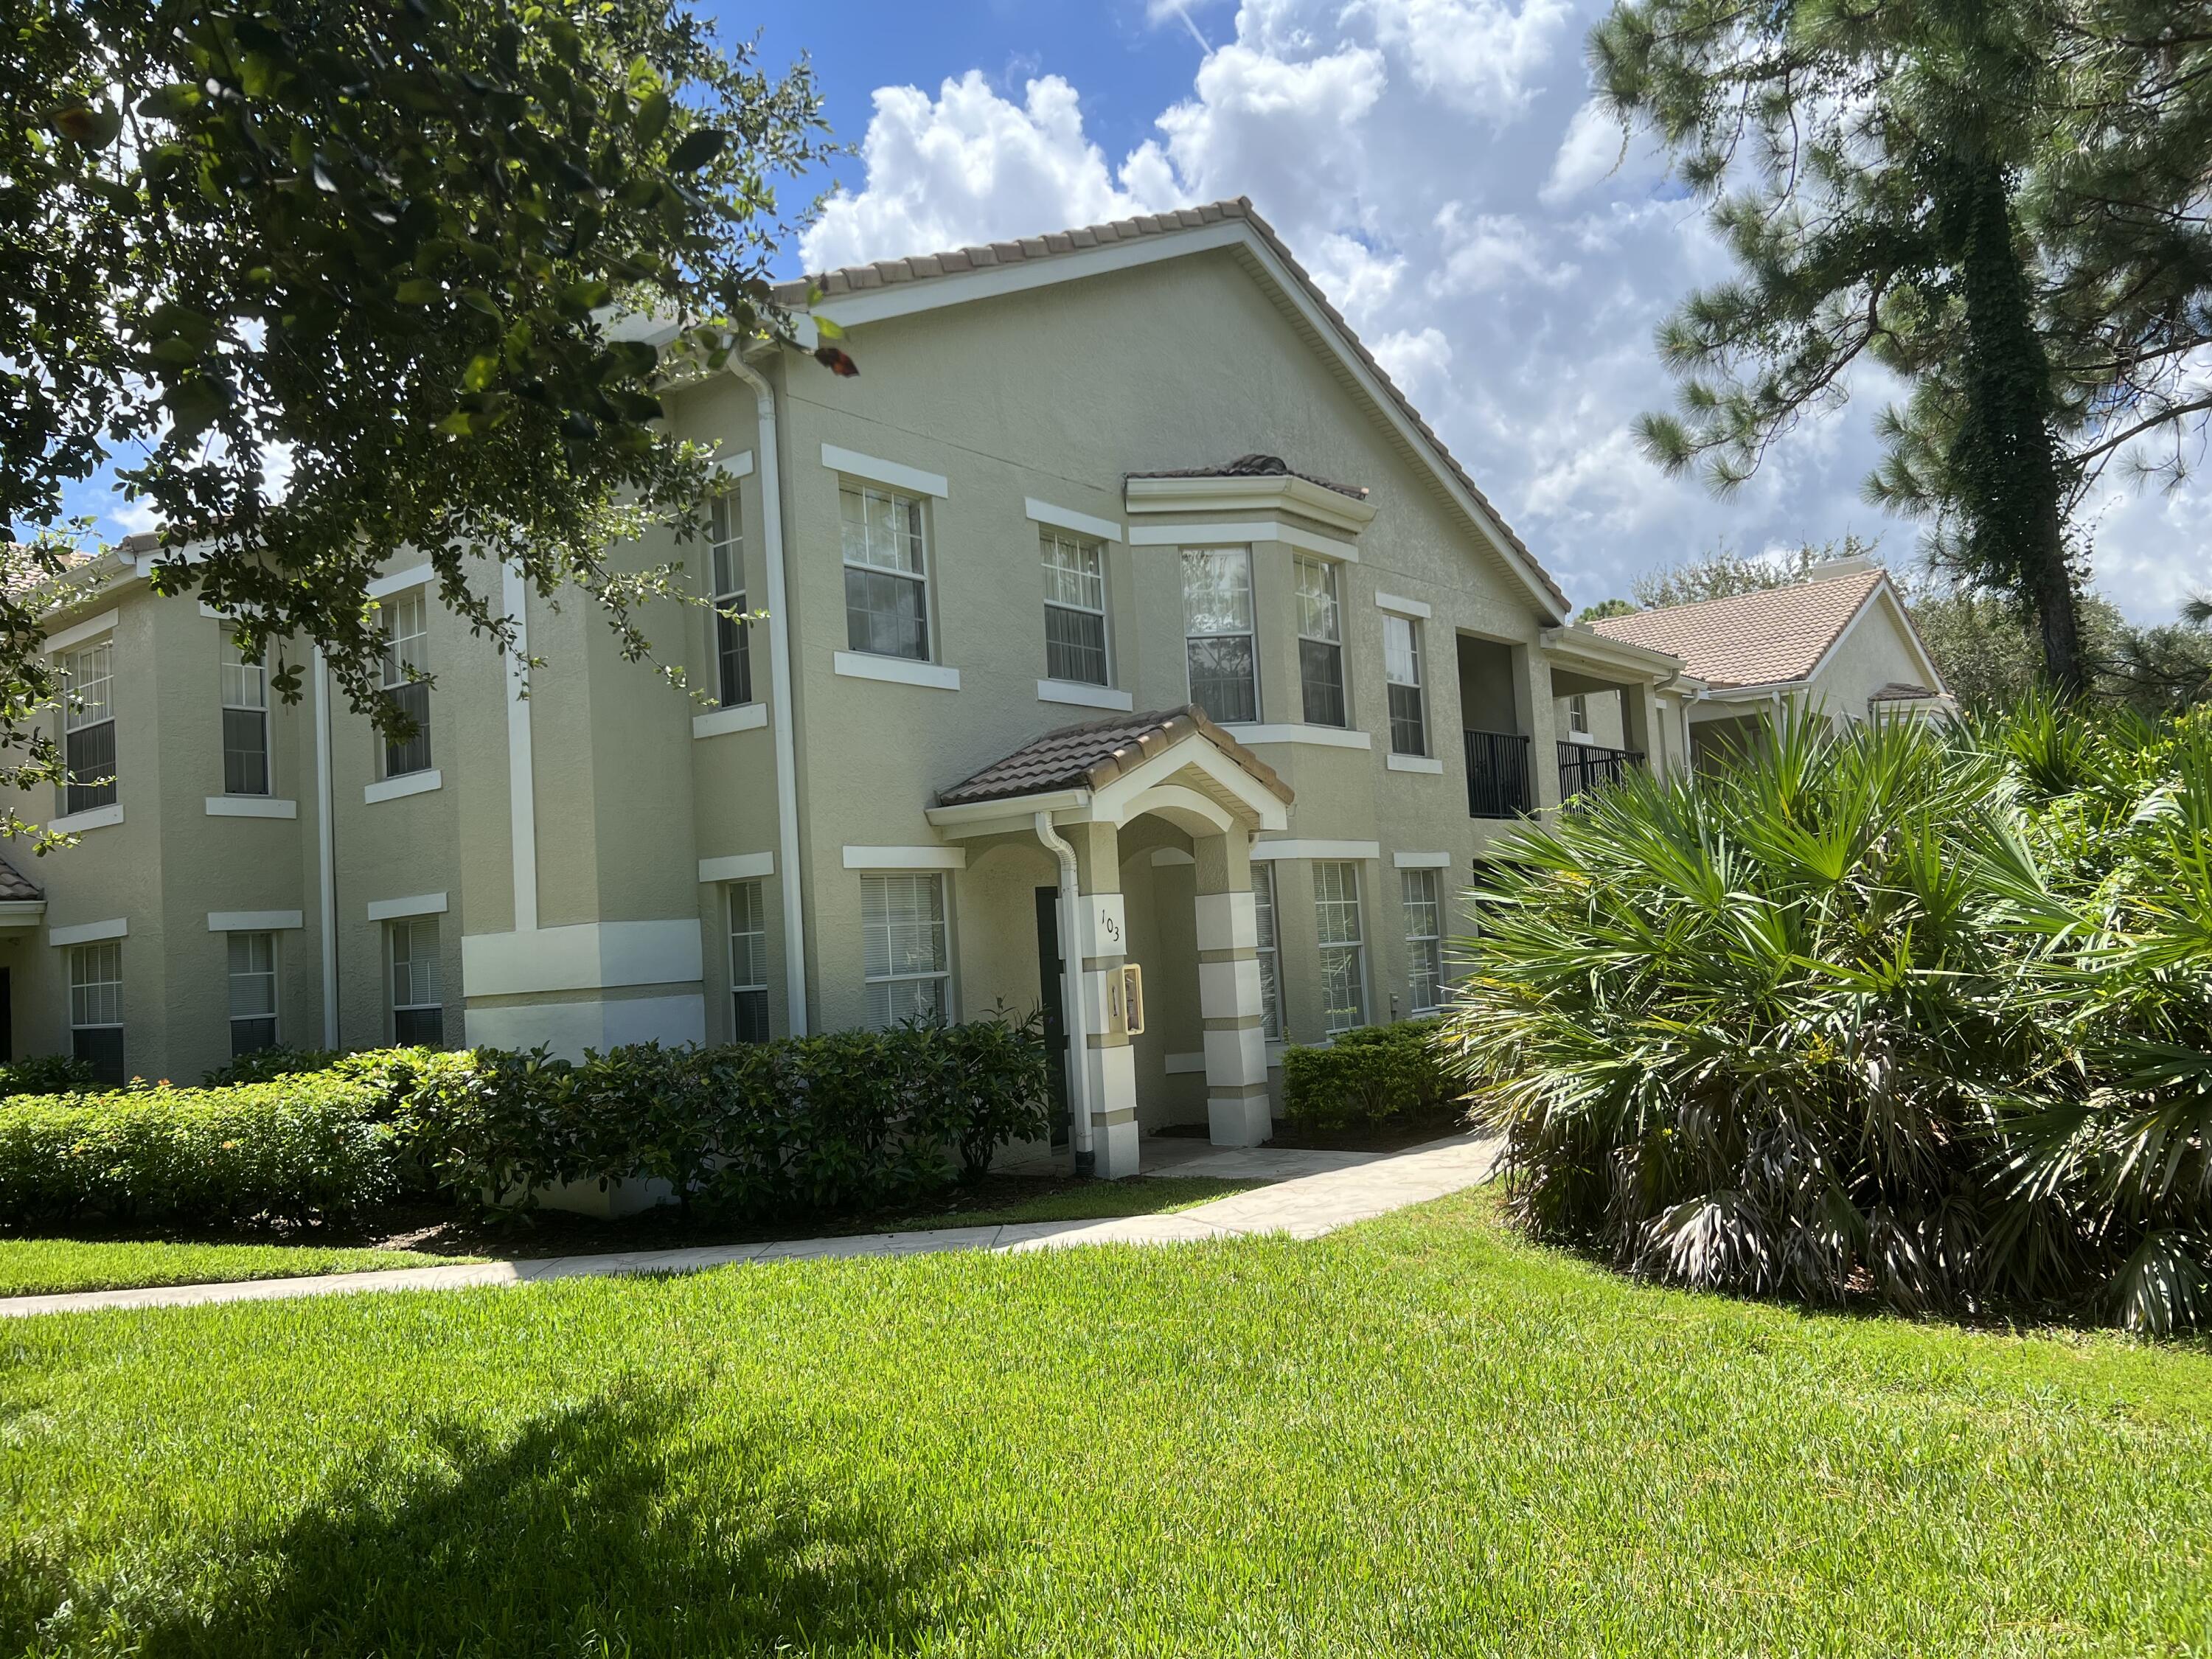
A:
<box><xmin>36</xmin><ymin>1385</ymin><xmax>970</xmax><ymax>1658</ymax></box>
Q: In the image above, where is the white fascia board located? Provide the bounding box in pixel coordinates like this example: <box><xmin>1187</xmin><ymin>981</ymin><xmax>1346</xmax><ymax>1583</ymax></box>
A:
<box><xmin>366</xmin><ymin>891</ymin><xmax>448</xmax><ymax>922</ymax></box>
<box><xmin>1125</xmin><ymin>520</ymin><xmax>1359</xmax><ymax>561</ymax></box>
<box><xmin>206</xmin><ymin>796</ymin><xmax>298</xmax><ymax>819</ymax></box>
<box><xmin>1024</xmin><ymin>498</ymin><xmax>1123</xmax><ymax>543</ymax></box>
<box><xmin>841</xmin><ymin>845</ymin><xmax>967</xmax><ymax>870</ymax></box>
<box><xmin>699</xmin><ymin>852</ymin><xmax>775</xmax><ymax>883</ymax></box>
<box><xmin>1393</xmin><ymin>850</ymin><xmax>1453</xmax><ymax>869</ymax></box>
<box><xmin>42</xmin><ymin>609</ymin><xmax>119</xmax><ymax>655</ymax></box>
<box><xmin>461</xmin><ymin>919</ymin><xmax>704</xmax><ymax>998</ymax></box>
<box><xmin>366</xmin><ymin>562</ymin><xmax>435</xmax><ymax>600</ymax></box>
<box><xmin>207</xmin><ymin>909</ymin><xmax>305</xmax><ymax>932</ymax></box>
<box><xmin>820</xmin><ymin>444</ymin><xmax>948</xmax><ymax>498</ymax></box>
<box><xmin>1251</xmin><ymin>838</ymin><xmax>1382</xmax><ymax>862</ymax></box>
<box><xmin>1373</xmin><ymin>590</ymin><xmax>1432</xmax><ymax>619</ymax></box>
<box><xmin>49</xmin><ymin>916</ymin><xmax>128</xmax><ymax>947</ymax></box>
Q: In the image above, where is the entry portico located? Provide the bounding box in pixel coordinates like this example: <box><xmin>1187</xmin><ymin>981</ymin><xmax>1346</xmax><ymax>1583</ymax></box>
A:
<box><xmin>928</xmin><ymin>707</ymin><xmax>1293</xmax><ymax>1179</ymax></box>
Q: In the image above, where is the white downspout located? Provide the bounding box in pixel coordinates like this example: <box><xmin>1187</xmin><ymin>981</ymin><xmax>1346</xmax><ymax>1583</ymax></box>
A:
<box><xmin>723</xmin><ymin>358</ymin><xmax>809</xmax><ymax>1035</ymax></box>
<box><xmin>1033</xmin><ymin>811</ymin><xmax>1096</xmax><ymax>1176</ymax></box>
<box><xmin>313</xmin><ymin>645</ymin><xmax>339</xmax><ymax>1047</ymax></box>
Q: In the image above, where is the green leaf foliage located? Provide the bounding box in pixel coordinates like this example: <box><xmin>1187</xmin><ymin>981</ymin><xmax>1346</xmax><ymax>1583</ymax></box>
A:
<box><xmin>1281</xmin><ymin>1017</ymin><xmax>1464</xmax><ymax>1131</ymax></box>
<box><xmin>1446</xmin><ymin>698</ymin><xmax>2212</xmax><ymax>1334</ymax></box>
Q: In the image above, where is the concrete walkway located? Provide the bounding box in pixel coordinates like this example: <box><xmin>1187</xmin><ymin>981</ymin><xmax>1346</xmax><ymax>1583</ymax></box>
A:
<box><xmin>0</xmin><ymin>1133</ymin><xmax>1502</xmax><ymax>1320</ymax></box>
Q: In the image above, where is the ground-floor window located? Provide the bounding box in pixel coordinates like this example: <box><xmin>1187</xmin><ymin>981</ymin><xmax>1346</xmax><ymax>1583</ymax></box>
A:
<box><xmin>1401</xmin><ymin>869</ymin><xmax>1444</xmax><ymax>1014</ymax></box>
<box><xmin>227</xmin><ymin>931</ymin><xmax>278</xmax><ymax>1055</ymax></box>
<box><xmin>1252</xmin><ymin>863</ymin><xmax>1283</xmax><ymax>1043</ymax></box>
<box><xmin>388</xmin><ymin>917</ymin><xmax>444</xmax><ymax>1046</ymax></box>
<box><xmin>1313</xmin><ymin>860</ymin><xmax>1367</xmax><ymax>1035</ymax></box>
<box><xmin>69</xmin><ymin>941</ymin><xmax>124</xmax><ymax>1085</ymax></box>
<box><xmin>861</xmin><ymin>872</ymin><xmax>950</xmax><ymax>1029</ymax></box>
<box><xmin>727</xmin><ymin>879</ymin><xmax>770</xmax><ymax>1043</ymax></box>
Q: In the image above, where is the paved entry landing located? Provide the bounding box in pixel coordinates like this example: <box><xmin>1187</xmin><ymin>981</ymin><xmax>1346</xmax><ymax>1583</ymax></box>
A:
<box><xmin>0</xmin><ymin>1133</ymin><xmax>1503</xmax><ymax>1319</ymax></box>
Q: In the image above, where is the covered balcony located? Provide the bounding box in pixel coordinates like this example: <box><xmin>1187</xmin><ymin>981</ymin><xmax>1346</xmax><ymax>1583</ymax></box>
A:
<box><xmin>1538</xmin><ymin>625</ymin><xmax>1694</xmax><ymax>795</ymax></box>
<box><xmin>1455</xmin><ymin>634</ymin><xmax>1535</xmax><ymax>819</ymax></box>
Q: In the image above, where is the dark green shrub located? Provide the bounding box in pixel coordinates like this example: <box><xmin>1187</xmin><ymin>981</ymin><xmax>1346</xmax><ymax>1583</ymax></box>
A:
<box><xmin>0</xmin><ymin>1054</ymin><xmax>96</xmax><ymax>1099</ymax></box>
<box><xmin>1281</xmin><ymin>1017</ymin><xmax>1460</xmax><ymax>1130</ymax></box>
<box><xmin>201</xmin><ymin>1045</ymin><xmax>343</xmax><ymax>1087</ymax></box>
<box><xmin>0</xmin><ymin>1078</ymin><xmax>395</xmax><ymax>1227</ymax></box>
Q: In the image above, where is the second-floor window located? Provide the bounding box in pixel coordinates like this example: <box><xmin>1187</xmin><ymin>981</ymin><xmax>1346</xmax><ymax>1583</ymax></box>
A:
<box><xmin>728</xmin><ymin>879</ymin><xmax>770</xmax><ymax>1042</ymax></box>
<box><xmin>220</xmin><ymin>628</ymin><xmax>269</xmax><ymax>796</ymax></box>
<box><xmin>1040</xmin><ymin>532</ymin><xmax>1109</xmax><ymax>686</ymax></box>
<box><xmin>841</xmin><ymin>482</ymin><xmax>931</xmax><ymax>661</ymax></box>
<box><xmin>1295</xmin><ymin>556</ymin><xmax>1346</xmax><ymax>727</ymax></box>
<box><xmin>380</xmin><ymin>588</ymin><xmax>431</xmax><ymax>778</ymax></box>
<box><xmin>710</xmin><ymin>492</ymin><xmax>751</xmax><ymax>706</ymax></box>
<box><xmin>1385</xmin><ymin>614</ymin><xmax>1428</xmax><ymax>757</ymax></box>
<box><xmin>1183</xmin><ymin>549</ymin><xmax>1257</xmax><ymax>724</ymax></box>
<box><xmin>228</xmin><ymin>931</ymin><xmax>278</xmax><ymax>1055</ymax></box>
<box><xmin>1568</xmin><ymin>692</ymin><xmax>1590</xmax><ymax>737</ymax></box>
<box><xmin>61</xmin><ymin>639</ymin><xmax>116</xmax><ymax>815</ymax></box>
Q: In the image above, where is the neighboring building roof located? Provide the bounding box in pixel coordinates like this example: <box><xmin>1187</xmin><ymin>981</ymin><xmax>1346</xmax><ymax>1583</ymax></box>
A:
<box><xmin>774</xmin><ymin>197</ymin><xmax>1569</xmax><ymax>618</ymax></box>
<box><xmin>0</xmin><ymin>854</ymin><xmax>42</xmax><ymax>903</ymax></box>
<box><xmin>1585</xmin><ymin>565</ymin><xmax>1889</xmax><ymax>689</ymax></box>
<box><xmin>1126</xmin><ymin>453</ymin><xmax>1368</xmax><ymax>501</ymax></box>
<box><xmin>1868</xmin><ymin>681</ymin><xmax>1941</xmax><ymax>702</ymax></box>
<box><xmin>937</xmin><ymin>705</ymin><xmax>1293</xmax><ymax>809</ymax></box>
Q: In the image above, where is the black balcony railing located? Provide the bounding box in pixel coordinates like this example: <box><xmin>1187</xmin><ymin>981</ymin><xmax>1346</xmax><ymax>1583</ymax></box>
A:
<box><xmin>1558</xmin><ymin>740</ymin><xmax>1643</xmax><ymax>801</ymax></box>
<box><xmin>1464</xmin><ymin>728</ymin><xmax>1533</xmax><ymax>818</ymax></box>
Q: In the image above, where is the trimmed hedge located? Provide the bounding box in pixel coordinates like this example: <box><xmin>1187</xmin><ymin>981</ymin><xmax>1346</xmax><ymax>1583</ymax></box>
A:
<box><xmin>0</xmin><ymin>1055</ymin><xmax>95</xmax><ymax>1099</ymax></box>
<box><xmin>1280</xmin><ymin>1017</ymin><xmax>1463</xmax><ymax>1130</ymax></box>
<box><xmin>0</xmin><ymin>1077</ymin><xmax>397</xmax><ymax>1227</ymax></box>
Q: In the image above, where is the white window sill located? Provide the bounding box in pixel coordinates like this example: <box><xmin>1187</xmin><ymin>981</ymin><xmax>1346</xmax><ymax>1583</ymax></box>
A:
<box><xmin>692</xmin><ymin>703</ymin><xmax>768</xmax><ymax>739</ymax></box>
<box><xmin>50</xmin><ymin>804</ymin><xmax>122</xmax><ymax>834</ymax></box>
<box><xmin>1037</xmin><ymin>678</ymin><xmax>1133</xmax><ymax>712</ymax></box>
<box><xmin>1222</xmin><ymin>723</ymin><xmax>1371</xmax><ymax>750</ymax></box>
<box><xmin>834</xmin><ymin>651</ymin><xmax>959</xmax><ymax>692</ymax></box>
<box><xmin>206</xmin><ymin>796</ymin><xmax>298</xmax><ymax>819</ymax></box>
<box><xmin>1385</xmin><ymin>752</ymin><xmax>1444</xmax><ymax>774</ymax></box>
<box><xmin>1565</xmin><ymin>730</ymin><xmax>1595</xmax><ymax>745</ymax></box>
<box><xmin>365</xmin><ymin>769</ymin><xmax>442</xmax><ymax>804</ymax></box>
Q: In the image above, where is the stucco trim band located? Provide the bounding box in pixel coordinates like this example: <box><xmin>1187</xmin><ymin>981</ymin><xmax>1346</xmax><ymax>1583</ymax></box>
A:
<box><xmin>820</xmin><ymin>444</ymin><xmax>949</xmax><ymax>499</ymax></box>
<box><xmin>1023</xmin><ymin>498</ymin><xmax>1123</xmax><ymax>543</ymax></box>
<box><xmin>366</xmin><ymin>563</ymin><xmax>434</xmax><ymax>600</ymax></box>
<box><xmin>1373</xmin><ymin>590</ymin><xmax>1432</xmax><ymax>619</ymax></box>
<box><xmin>1223</xmin><ymin>723</ymin><xmax>1371</xmax><ymax>751</ymax></box>
<box><xmin>207</xmin><ymin>910</ymin><xmax>305</xmax><ymax>932</ymax></box>
<box><xmin>1037</xmin><ymin>678</ymin><xmax>1133</xmax><ymax>713</ymax></box>
<box><xmin>49</xmin><ymin>917</ymin><xmax>128</xmax><ymax>947</ymax></box>
<box><xmin>841</xmin><ymin>846</ymin><xmax>967</xmax><ymax>871</ymax></box>
<box><xmin>49</xmin><ymin>804</ymin><xmax>123</xmax><ymax>834</ymax></box>
<box><xmin>832</xmin><ymin>652</ymin><xmax>960</xmax><ymax>692</ymax></box>
<box><xmin>692</xmin><ymin>703</ymin><xmax>768</xmax><ymax>738</ymax></box>
<box><xmin>1392</xmin><ymin>850</ymin><xmax>1453</xmax><ymax>869</ymax></box>
<box><xmin>205</xmin><ymin>796</ymin><xmax>297</xmax><ymax>818</ymax></box>
<box><xmin>1125</xmin><ymin>520</ymin><xmax>1357</xmax><ymax>561</ymax></box>
<box><xmin>364</xmin><ymin>770</ymin><xmax>441</xmax><ymax>804</ymax></box>
<box><xmin>1385</xmin><ymin>754</ymin><xmax>1444</xmax><ymax>774</ymax></box>
<box><xmin>699</xmin><ymin>852</ymin><xmax>774</xmax><ymax>883</ymax></box>
<box><xmin>1251</xmin><ymin>839</ymin><xmax>1381</xmax><ymax>862</ymax></box>
<box><xmin>366</xmin><ymin>891</ymin><xmax>448</xmax><ymax>922</ymax></box>
<box><xmin>43</xmin><ymin>609</ymin><xmax>120</xmax><ymax>654</ymax></box>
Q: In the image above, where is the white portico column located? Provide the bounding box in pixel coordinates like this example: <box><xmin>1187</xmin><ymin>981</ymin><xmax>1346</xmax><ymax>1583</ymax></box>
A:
<box><xmin>1194</xmin><ymin>830</ymin><xmax>1271</xmax><ymax>1147</ymax></box>
<box><xmin>1068</xmin><ymin>821</ymin><xmax>1143</xmax><ymax>1178</ymax></box>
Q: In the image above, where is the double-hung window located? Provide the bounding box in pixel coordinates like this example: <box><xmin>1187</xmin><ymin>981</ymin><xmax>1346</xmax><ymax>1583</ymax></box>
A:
<box><xmin>841</xmin><ymin>483</ymin><xmax>931</xmax><ymax>661</ymax></box>
<box><xmin>728</xmin><ymin>879</ymin><xmax>770</xmax><ymax>1043</ymax></box>
<box><xmin>862</xmin><ymin>872</ymin><xmax>950</xmax><ymax>1029</ymax></box>
<box><xmin>61</xmin><ymin>639</ymin><xmax>116</xmax><ymax>815</ymax></box>
<box><xmin>1313</xmin><ymin>860</ymin><xmax>1368</xmax><ymax>1035</ymax></box>
<box><xmin>1183</xmin><ymin>549</ymin><xmax>1258</xmax><ymax>724</ymax></box>
<box><xmin>380</xmin><ymin>588</ymin><xmax>431</xmax><ymax>778</ymax></box>
<box><xmin>1253</xmin><ymin>863</ymin><xmax>1283</xmax><ymax>1043</ymax></box>
<box><xmin>1402</xmin><ymin>869</ymin><xmax>1444</xmax><ymax>1014</ymax></box>
<box><xmin>1295</xmin><ymin>556</ymin><xmax>1346</xmax><ymax>726</ymax></box>
<box><xmin>389</xmin><ymin>917</ymin><xmax>443</xmax><ymax>1046</ymax></box>
<box><xmin>1040</xmin><ymin>532</ymin><xmax>1110</xmax><ymax>686</ymax></box>
<box><xmin>1385</xmin><ymin>613</ymin><xmax>1428</xmax><ymax>757</ymax></box>
<box><xmin>69</xmin><ymin>941</ymin><xmax>124</xmax><ymax>1084</ymax></box>
<box><xmin>709</xmin><ymin>492</ymin><xmax>751</xmax><ymax>706</ymax></box>
<box><xmin>220</xmin><ymin>629</ymin><xmax>270</xmax><ymax>796</ymax></box>
<box><xmin>227</xmin><ymin>931</ymin><xmax>278</xmax><ymax>1054</ymax></box>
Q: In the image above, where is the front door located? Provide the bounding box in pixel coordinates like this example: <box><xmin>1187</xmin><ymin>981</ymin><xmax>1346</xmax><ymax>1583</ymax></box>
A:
<box><xmin>1034</xmin><ymin>887</ymin><xmax>1071</xmax><ymax>1149</ymax></box>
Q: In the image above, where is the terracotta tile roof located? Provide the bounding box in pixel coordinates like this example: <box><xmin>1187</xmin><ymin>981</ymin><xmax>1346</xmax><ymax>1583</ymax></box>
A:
<box><xmin>0</xmin><ymin>854</ymin><xmax>42</xmax><ymax>903</ymax></box>
<box><xmin>774</xmin><ymin>197</ymin><xmax>1568</xmax><ymax>616</ymax></box>
<box><xmin>937</xmin><ymin>705</ymin><xmax>1293</xmax><ymax>809</ymax></box>
<box><xmin>1585</xmin><ymin>566</ymin><xmax>1887</xmax><ymax>689</ymax></box>
<box><xmin>1127</xmin><ymin>452</ymin><xmax>1368</xmax><ymax>500</ymax></box>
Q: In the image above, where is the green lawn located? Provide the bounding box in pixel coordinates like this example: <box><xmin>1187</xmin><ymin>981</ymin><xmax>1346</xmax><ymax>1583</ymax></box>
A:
<box><xmin>4</xmin><ymin>1190</ymin><xmax>2208</xmax><ymax>1656</ymax></box>
<box><xmin>0</xmin><ymin>1239</ymin><xmax>487</xmax><ymax>1298</ymax></box>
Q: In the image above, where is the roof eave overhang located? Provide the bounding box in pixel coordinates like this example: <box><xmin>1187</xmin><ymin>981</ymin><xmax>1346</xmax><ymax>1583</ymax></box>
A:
<box><xmin>0</xmin><ymin>900</ymin><xmax>46</xmax><ymax>928</ymax></box>
<box><xmin>1540</xmin><ymin>625</ymin><xmax>1686</xmax><ymax>684</ymax></box>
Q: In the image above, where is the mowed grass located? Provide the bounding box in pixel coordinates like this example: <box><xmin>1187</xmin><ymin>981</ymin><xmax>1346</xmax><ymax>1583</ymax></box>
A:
<box><xmin>0</xmin><ymin>1239</ymin><xmax>486</xmax><ymax>1298</ymax></box>
<box><xmin>3</xmin><ymin>1190</ymin><xmax>2208</xmax><ymax>1657</ymax></box>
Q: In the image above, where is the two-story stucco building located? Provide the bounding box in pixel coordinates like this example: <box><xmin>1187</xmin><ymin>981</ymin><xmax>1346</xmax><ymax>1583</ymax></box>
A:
<box><xmin>8</xmin><ymin>199</ymin><xmax>1714</xmax><ymax>1176</ymax></box>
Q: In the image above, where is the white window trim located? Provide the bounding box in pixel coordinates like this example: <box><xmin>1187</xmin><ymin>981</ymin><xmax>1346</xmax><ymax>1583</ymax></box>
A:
<box><xmin>49</xmin><ymin>804</ymin><xmax>124</xmax><ymax>834</ymax></box>
<box><xmin>1251</xmin><ymin>838</ymin><xmax>1382</xmax><ymax>862</ymax></box>
<box><xmin>1383</xmin><ymin>611</ymin><xmax>1431</xmax><ymax>759</ymax></box>
<box><xmin>692</xmin><ymin>703</ymin><xmax>768</xmax><ymax>739</ymax></box>
<box><xmin>1223</xmin><ymin>723</ymin><xmax>1371</xmax><ymax>751</ymax></box>
<box><xmin>1040</xmin><ymin>529</ymin><xmax>1115</xmax><ymax>693</ymax></box>
<box><xmin>1294</xmin><ymin>553</ymin><xmax>1350</xmax><ymax>730</ymax></box>
<box><xmin>1385</xmin><ymin>753</ymin><xmax>1444</xmax><ymax>774</ymax></box>
<box><xmin>1374</xmin><ymin>590</ymin><xmax>1433</xmax><ymax>619</ymax></box>
<box><xmin>1129</xmin><ymin>521</ymin><xmax>1358</xmax><ymax>561</ymax></box>
<box><xmin>1393</xmin><ymin>849</ymin><xmax>1453</xmax><ymax>869</ymax></box>
<box><xmin>366</xmin><ymin>564</ymin><xmax>434</xmax><ymax>601</ymax></box>
<box><xmin>206</xmin><ymin>795</ymin><xmax>297</xmax><ymax>818</ymax></box>
<box><xmin>860</xmin><ymin>869</ymin><xmax>957</xmax><ymax>1029</ymax></box>
<box><xmin>41</xmin><ymin>611</ymin><xmax>119</xmax><ymax>655</ymax></box>
<box><xmin>1183</xmin><ymin>546</ymin><xmax>1261</xmax><ymax>723</ymax></box>
<box><xmin>841</xmin><ymin>845</ymin><xmax>967</xmax><ymax>871</ymax></box>
<box><xmin>700</xmin><ymin>852</ymin><xmax>775</xmax><ymax>883</ymax></box>
<box><xmin>1025</xmin><ymin>498</ymin><xmax>1122</xmax><ymax>543</ymax></box>
<box><xmin>821</xmin><ymin>443</ymin><xmax>948</xmax><ymax>498</ymax></box>
<box><xmin>50</xmin><ymin>916</ymin><xmax>128</xmax><ymax>947</ymax></box>
<box><xmin>714</xmin><ymin>449</ymin><xmax>755</xmax><ymax>479</ymax></box>
<box><xmin>1038</xmin><ymin>678</ymin><xmax>1134</xmax><ymax>712</ymax></box>
<box><xmin>832</xmin><ymin>651</ymin><xmax>960</xmax><ymax>692</ymax></box>
<box><xmin>364</xmin><ymin>769</ymin><xmax>442</xmax><ymax>804</ymax></box>
<box><xmin>207</xmin><ymin>910</ymin><xmax>305</xmax><ymax>932</ymax></box>
<box><xmin>366</xmin><ymin>891</ymin><xmax>448</xmax><ymax>922</ymax></box>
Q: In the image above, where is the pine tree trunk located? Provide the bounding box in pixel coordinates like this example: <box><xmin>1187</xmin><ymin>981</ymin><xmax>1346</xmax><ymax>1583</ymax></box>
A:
<box><xmin>1939</xmin><ymin>153</ymin><xmax>2085</xmax><ymax>696</ymax></box>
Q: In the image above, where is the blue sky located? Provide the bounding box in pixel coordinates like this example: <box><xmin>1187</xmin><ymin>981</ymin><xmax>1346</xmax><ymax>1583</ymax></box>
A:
<box><xmin>66</xmin><ymin>0</ymin><xmax>2208</xmax><ymax>623</ymax></box>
